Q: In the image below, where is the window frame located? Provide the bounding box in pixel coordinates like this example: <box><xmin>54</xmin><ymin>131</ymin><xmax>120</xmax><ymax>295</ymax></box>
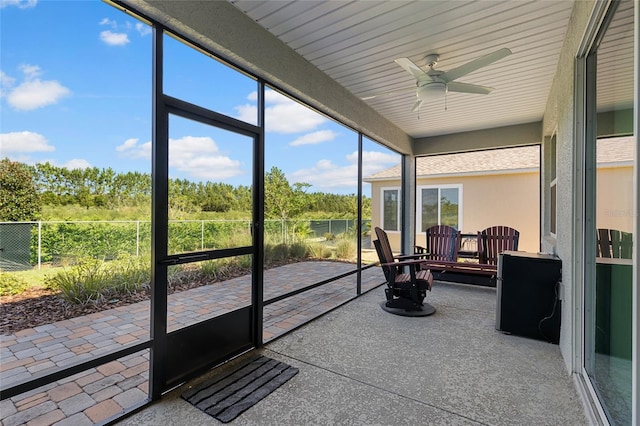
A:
<box><xmin>416</xmin><ymin>184</ymin><xmax>463</xmax><ymax>232</ymax></box>
<box><xmin>380</xmin><ymin>186</ymin><xmax>401</xmax><ymax>232</ymax></box>
<box><xmin>550</xmin><ymin>130</ymin><xmax>558</xmax><ymax>237</ymax></box>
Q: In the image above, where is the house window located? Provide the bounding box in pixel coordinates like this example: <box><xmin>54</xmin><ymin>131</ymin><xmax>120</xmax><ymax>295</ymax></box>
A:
<box><xmin>382</xmin><ymin>188</ymin><xmax>400</xmax><ymax>231</ymax></box>
<box><xmin>418</xmin><ymin>185</ymin><xmax>462</xmax><ymax>231</ymax></box>
<box><xmin>550</xmin><ymin>132</ymin><xmax>557</xmax><ymax>235</ymax></box>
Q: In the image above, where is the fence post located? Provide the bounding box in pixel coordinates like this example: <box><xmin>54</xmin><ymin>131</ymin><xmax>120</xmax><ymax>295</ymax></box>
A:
<box><xmin>201</xmin><ymin>220</ymin><xmax>205</xmax><ymax>250</ymax></box>
<box><xmin>136</xmin><ymin>221</ymin><xmax>140</xmax><ymax>257</ymax></box>
<box><xmin>38</xmin><ymin>221</ymin><xmax>42</xmax><ymax>270</ymax></box>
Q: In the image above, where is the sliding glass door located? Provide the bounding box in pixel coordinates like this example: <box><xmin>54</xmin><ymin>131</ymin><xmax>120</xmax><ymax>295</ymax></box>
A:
<box><xmin>583</xmin><ymin>1</ymin><xmax>634</xmax><ymax>424</ymax></box>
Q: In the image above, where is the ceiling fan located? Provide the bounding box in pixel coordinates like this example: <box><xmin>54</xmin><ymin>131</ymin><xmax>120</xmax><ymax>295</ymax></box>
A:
<box><xmin>363</xmin><ymin>48</ymin><xmax>512</xmax><ymax>112</ymax></box>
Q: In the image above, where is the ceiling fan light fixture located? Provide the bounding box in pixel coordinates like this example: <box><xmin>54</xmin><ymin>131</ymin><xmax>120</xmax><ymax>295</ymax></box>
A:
<box><xmin>417</xmin><ymin>82</ymin><xmax>446</xmax><ymax>102</ymax></box>
<box><xmin>417</xmin><ymin>81</ymin><xmax>447</xmax><ymax>111</ymax></box>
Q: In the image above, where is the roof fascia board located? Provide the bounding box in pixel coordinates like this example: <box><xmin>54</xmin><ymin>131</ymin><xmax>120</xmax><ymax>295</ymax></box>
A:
<box><xmin>596</xmin><ymin>161</ymin><xmax>634</xmax><ymax>169</ymax></box>
<box><xmin>122</xmin><ymin>0</ymin><xmax>413</xmax><ymax>154</ymax></box>
<box><xmin>363</xmin><ymin>167</ymin><xmax>540</xmax><ymax>182</ymax></box>
<box><xmin>417</xmin><ymin>168</ymin><xmax>541</xmax><ymax>179</ymax></box>
<box><xmin>364</xmin><ymin>158</ymin><xmax>631</xmax><ymax>183</ymax></box>
<box><xmin>412</xmin><ymin>122</ymin><xmax>542</xmax><ymax>156</ymax></box>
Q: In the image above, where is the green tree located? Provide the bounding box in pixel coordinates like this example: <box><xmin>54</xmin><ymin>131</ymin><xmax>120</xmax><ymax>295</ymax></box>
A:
<box><xmin>234</xmin><ymin>185</ymin><xmax>252</xmax><ymax>212</ymax></box>
<box><xmin>199</xmin><ymin>182</ymin><xmax>237</xmax><ymax>212</ymax></box>
<box><xmin>0</xmin><ymin>158</ymin><xmax>42</xmax><ymax>221</ymax></box>
<box><xmin>265</xmin><ymin>167</ymin><xmax>309</xmax><ymax>221</ymax></box>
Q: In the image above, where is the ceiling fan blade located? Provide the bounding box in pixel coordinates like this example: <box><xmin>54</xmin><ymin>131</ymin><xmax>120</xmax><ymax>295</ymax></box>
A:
<box><xmin>394</xmin><ymin>57</ymin><xmax>427</xmax><ymax>79</ymax></box>
<box><xmin>411</xmin><ymin>99</ymin><xmax>423</xmax><ymax>112</ymax></box>
<box><xmin>361</xmin><ymin>86</ymin><xmax>416</xmax><ymax>100</ymax></box>
<box><xmin>441</xmin><ymin>48</ymin><xmax>512</xmax><ymax>82</ymax></box>
<box><xmin>447</xmin><ymin>81</ymin><xmax>494</xmax><ymax>95</ymax></box>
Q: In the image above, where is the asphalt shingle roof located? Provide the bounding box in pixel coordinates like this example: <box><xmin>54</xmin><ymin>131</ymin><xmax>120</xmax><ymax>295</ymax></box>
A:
<box><xmin>365</xmin><ymin>136</ymin><xmax>634</xmax><ymax>180</ymax></box>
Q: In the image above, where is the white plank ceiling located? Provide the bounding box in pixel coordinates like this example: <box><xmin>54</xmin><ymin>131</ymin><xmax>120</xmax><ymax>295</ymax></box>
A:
<box><xmin>228</xmin><ymin>0</ymin><xmax>577</xmax><ymax>138</ymax></box>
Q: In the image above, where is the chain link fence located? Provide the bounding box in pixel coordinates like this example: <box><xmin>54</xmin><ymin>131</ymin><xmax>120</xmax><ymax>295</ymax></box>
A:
<box><xmin>0</xmin><ymin>219</ymin><xmax>371</xmax><ymax>270</ymax></box>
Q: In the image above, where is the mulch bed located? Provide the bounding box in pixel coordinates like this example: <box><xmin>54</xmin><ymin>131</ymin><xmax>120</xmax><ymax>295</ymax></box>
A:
<box><xmin>0</xmin><ymin>266</ymin><xmax>252</xmax><ymax>336</ymax></box>
<box><xmin>0</xmin><ymin>277</ymin><xmax>215</xmax><ymax>336</ymax></box>
<box><xmin>1</xmin><ymin>258</ymin><xmax>336</xmax><ymax>336</ymax></box>
<box><xmin>0</xmin><ymin>287</ymin><xmax>151</xmax><ymax>336</ymax></box>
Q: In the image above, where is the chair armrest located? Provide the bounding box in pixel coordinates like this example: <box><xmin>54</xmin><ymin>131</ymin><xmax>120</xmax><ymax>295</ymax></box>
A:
<box><xmin>395</xmin><ymin>253</ymin><xmax>429</xmax><ymax>260</ymax></box>
<box><xmin>381</xmin><ymin>258</ymin><xmax>427</xmax><ymax>268</ymax></box>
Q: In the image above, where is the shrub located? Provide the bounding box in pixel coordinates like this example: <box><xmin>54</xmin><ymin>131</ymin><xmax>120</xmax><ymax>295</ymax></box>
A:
<box><xmin>321</xmin><ymin>247</ymin><xmax>333</xmax><ymax>258</ymax></box>
<box><xmin>108</xmin><ymin>254</ymin><xmax>151</xmax><ymax>295</ymax></box>
<box><xmin>0</xmin><ymin>271</ymin><xmax>31</xmax><ymax>296</ymax></box>
<box><xmin>197</xmin><ymin>258</ymin><xmax>237</xmax><ymax>281</ymax></box>
<box><xmin>323</xmin><ymin>232</ymin><xmax>336</xmax><ymax>241</ymax></box>
<box><xmin>336</xmin><ymin>239</ymin><xmax>356</xmax><ymax>259</ymax></box>
<box><xmin>288</xmin><ymin>242</ymin><xmax>308</xmax><ymax>259</ymax></box>
<box><xmin>199</xmin><ymin>260</ymin><xmax>219</xmax><ymax>279</ymax></box>
<box><xmin>237</xmin><ymin>254</ymin><xmax>252</xmax><ymax>269</ymax></box>
<box><xmin>306</xmin><ymin>242</ymin><xmax>324</xmax><ymax>258</ymax></box>
<box><xmin>45</xmin><ymin>257</ymin><xmax>107</xmax><ymax>305</ymax></box>
<box><xmin>45</xmin><ymin>255</ymin><xmax>151</xmax><ymax>305</ymax></box>
<box><xmin>269</xmin><ymin>243</ymin><xmax>289</xmax><ymax>262</ymax></box>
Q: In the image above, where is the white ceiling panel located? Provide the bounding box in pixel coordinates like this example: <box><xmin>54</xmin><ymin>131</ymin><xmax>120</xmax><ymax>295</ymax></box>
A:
<box><xmin>228</xmin><ymin>0</ymin><xmax>578</xmax><ymax>138</ymax></box>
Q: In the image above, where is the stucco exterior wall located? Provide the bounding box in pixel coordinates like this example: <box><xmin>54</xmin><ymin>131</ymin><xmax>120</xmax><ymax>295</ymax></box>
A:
<box><xmin>596</xmin><ymin>166</ymin><xmax>634</xmax><ymax>233</ymax></box>
<box><xmin>540</xmin><ymin>0</ymin><xmax>596</xmax><ymax>371</ymax></box>
<box><xmin>370</xmin><ymin>171</ymin><xmax>541</xmax><ymax>253</ymax></box>
<box><xmin>441</xmin><ymin>172</ymin><xmax>539</xmax><ymax>252</ymax></box>
<box><xmin>370</xmin><ymin>164</ymin><xmax>631</xmax><ymax>256</ymax></box>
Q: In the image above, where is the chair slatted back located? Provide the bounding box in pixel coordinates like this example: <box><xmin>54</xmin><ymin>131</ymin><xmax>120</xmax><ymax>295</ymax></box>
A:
<box><xmin>425</xmin><ymin>225</ymin><xmax>460</xmax><ymax>261</ymax></box>
<box><xmin>374</xmin><ymin>227</ymin><xmax>397</xmax><ymax>281</ymax></box>
<box><xmin>373</xmin><ymin>237</ymin><xmax>393</xmax><ymax>283</ymax></box>
<box><xmin>596</xmin><ymin>228</ymin><xmax>612</xmax><ymax>258</ymax></box>
<box><xmin>597</xmin><ymin>228</ymin><xmax>633</xmax><ymax>259</ymax></box>
<box><xmin>478</xmin><ymin>226</ymin><xmax>520</xmax><ymax>265</ymax></box>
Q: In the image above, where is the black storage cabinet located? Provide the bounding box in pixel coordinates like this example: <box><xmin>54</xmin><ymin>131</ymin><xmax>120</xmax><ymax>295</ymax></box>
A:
<box><xmin>496</xmin><ymin>251</ymin><xmax>562</xmax><ymax>343</ymax></box>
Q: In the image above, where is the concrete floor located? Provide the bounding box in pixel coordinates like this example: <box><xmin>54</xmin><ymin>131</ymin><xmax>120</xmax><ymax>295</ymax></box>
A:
<box><xmin>118</xmin><ymin>281</ymin><xmax>589</xmax><ymax>425</ymax></box>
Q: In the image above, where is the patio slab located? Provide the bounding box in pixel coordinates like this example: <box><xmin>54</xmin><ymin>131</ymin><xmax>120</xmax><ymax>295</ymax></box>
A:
<box><xmin>118</xmin><ymin>281</ymin><xmax>588</xmax><ymax>425</ymax></box>
<box><xmin>1</xmin><ymin>261</ymin><xmax>383</xmax><ymax>425</ymax></box>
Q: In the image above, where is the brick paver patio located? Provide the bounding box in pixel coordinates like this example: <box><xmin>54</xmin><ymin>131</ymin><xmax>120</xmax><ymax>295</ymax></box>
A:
<box><xmin>0</xmin><ymin>261</ymin><xmax>383</xmax><ymax>425</ymax></box>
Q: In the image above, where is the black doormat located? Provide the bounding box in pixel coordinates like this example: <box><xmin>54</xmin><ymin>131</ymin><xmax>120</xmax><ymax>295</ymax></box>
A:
<box><xmin>181</xmin><ymin>356</ymin><xmax>299</xmax><ymax>423</ymax></box>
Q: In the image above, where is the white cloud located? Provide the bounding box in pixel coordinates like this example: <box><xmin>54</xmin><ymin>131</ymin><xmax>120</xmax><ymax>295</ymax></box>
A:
<box><xmin>115</xmin><ymin>138</ymin><xmax>140</xmax><ymax>152</ymax></box>
<box><xmin>62</xmin><ymin>159</ymin><xmax>91</xmax><ymax>170</ymax></box>
<box><xmin>290</xmin><ymin>159</ymin><xmax>358</xmax><ymax>191</ymax></box>
<box><xmin>289</xmin><ymin>150</ymin><xmax>399</xmax><ymax>191</ymax></box>
<box><xmin>3</xmin><ymin>65</ymin><xmax>70</xmax><ymax>111</ymax></box>
<box><xmin>98</xmin><ymin>18</ymin><xmax>149</xmax><ymax>45</ymax></box>
<box><xmin>236</xmin><ymin>89</ymin><xmax>326</xmax><ymax>133</ymax></box>
<box><xmin>8</xmin><ymin>79</ymin><xmax>70</xmax><ymax>111</ymax></box>
<box><xmin>99</xmin><ymin>18</ymin><xmax>116</xmax><ymax>28</ymax></box>
<box><xmin>0</xmin><ymin>70</ymin><xmax>16</xmax><ymax>97</ymax></box>
<box><xmin>116</xmin><ymin>138</ymin><xmax>150</xmax><ymax>159</ymax></box>
<box><xmin>234</xmin><ymin>104</ymin><xmax>258</xmax><ymax>125</ymax></box>
<box><xmin>136</xmin><ymin>23</ymin><xmax>152</xmax><ymax>36</ymax></box>
<box><xmin>354</xmin><ymin>150</ymin><xmax>400</xmax><ymax>166</ymax></box>
<box><xmin>19</xmin><ymin>64</ymin><xmax>41</xmax><ymax>79</ymax></box>
<box><xmin>100</xmin><ymin>30</ymin><xmax>130</xmax><ymax>46</ymax></box>
<box><xmin>0</xmin><ymin>131</ymin><xmax>55</xmax><ymax>153</ymax></box>
<box><xmin>116</xmin><ymin>136</ymin><xmax>244</xmax><ymax>180</ymax></box>
<box><xmin>290</xmin><ymin>130</ymin><xmax>338</xmax><ymax>146</ymax></box>
<box><xmin>1</xmin><ymin>0</ymin><xmax>37</xmax><ymax>9</ymax></box>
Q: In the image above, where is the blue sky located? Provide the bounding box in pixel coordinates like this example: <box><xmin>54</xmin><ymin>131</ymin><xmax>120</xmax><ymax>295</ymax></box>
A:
<box><xmin>0</xmin><ymin>0</ymin><xmax>400</xmax><ymax>196</ymax></box>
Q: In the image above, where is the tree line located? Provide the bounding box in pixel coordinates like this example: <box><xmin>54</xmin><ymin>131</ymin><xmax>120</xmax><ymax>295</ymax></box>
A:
<box><xmin>0</xmin><ymin>159</ymin><xmax>370</xmax><ymax>221</ymax></box>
